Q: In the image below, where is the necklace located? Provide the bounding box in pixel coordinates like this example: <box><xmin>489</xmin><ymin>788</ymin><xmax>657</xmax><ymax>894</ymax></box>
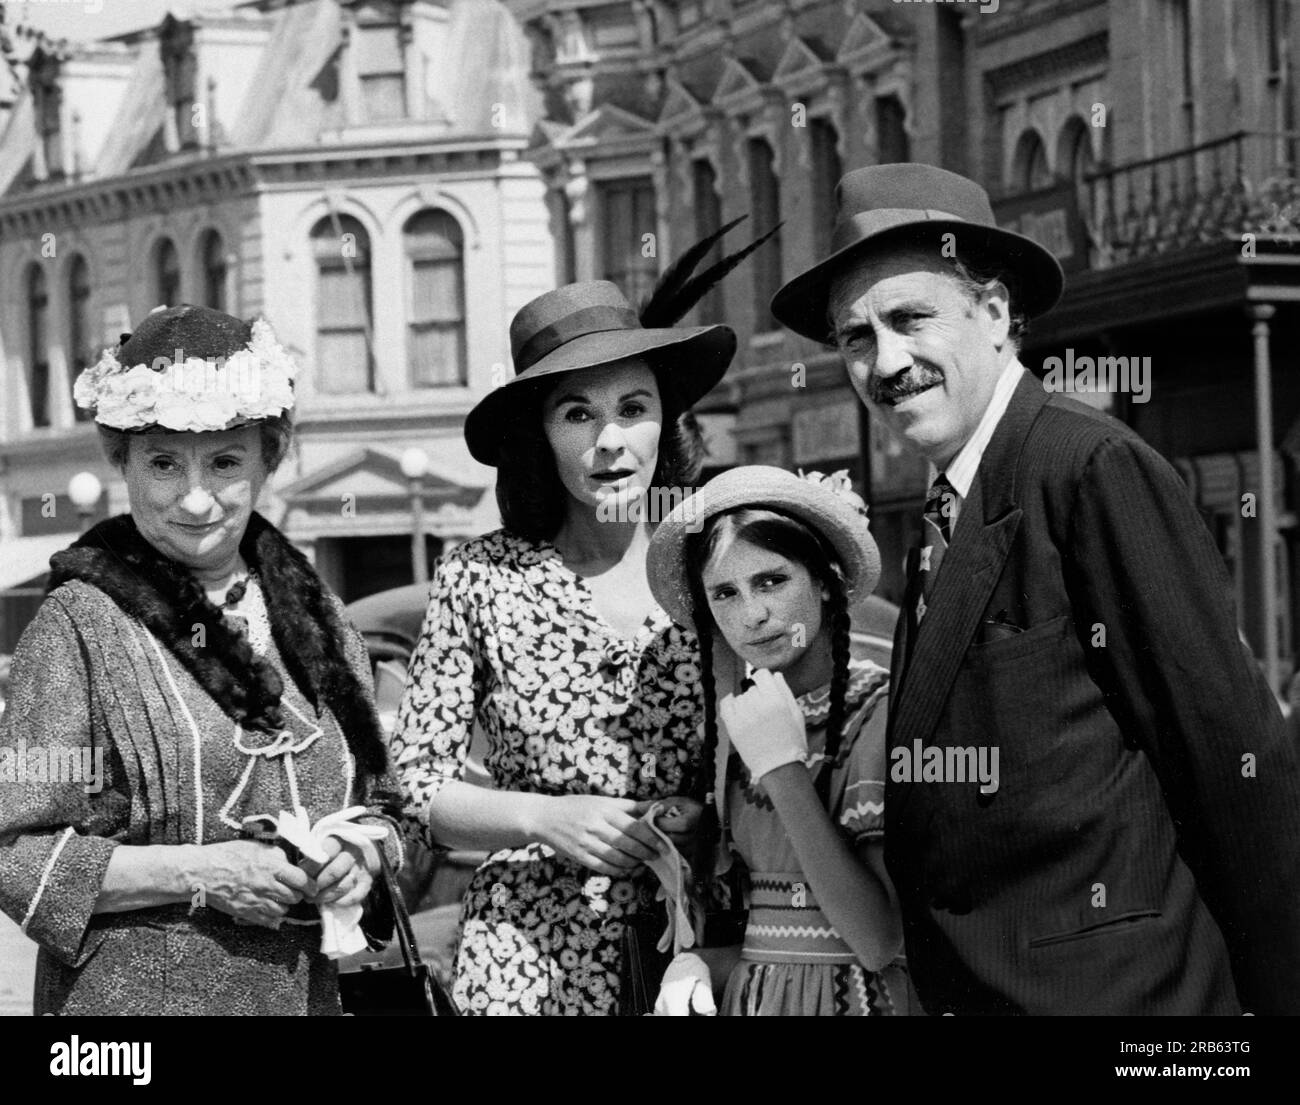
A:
<box><xmin>221</xmin><ymin>571</ymin><xmax>257</xmax><ymax>609</ymax></box>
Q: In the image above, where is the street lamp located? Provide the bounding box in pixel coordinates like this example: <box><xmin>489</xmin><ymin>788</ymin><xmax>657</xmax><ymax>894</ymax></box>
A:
<box><xmin>67</xmin><ymin>471</ymin><xmax>102</xmax><ymax>532</ymax></box>
<box><xmin>399</xmin><ymin>447</ymin><xmax>430</xmax><ymax>585</ymax></box>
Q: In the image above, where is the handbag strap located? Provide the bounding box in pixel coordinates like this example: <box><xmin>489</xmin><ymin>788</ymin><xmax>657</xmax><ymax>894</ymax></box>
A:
<box><xmin>376</xmin><ymin>849</ymin><xmax>424</xmax><ymax>977</ymax></box>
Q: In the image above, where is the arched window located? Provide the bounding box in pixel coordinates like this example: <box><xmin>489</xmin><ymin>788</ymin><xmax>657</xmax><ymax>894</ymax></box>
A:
<box><xmin>404</xmin><ymin>209</ymin><xmax>466</xmax><ymax>387</ymax></box>
<box><xmin>200</xmin><ymin>229</ymin><xmax>227</xmax><ymax>311</ymax></box>
<box><xmin>1011</xmin><ymin>130</ymin><xmax>1052</xmax><ymax>192</ymax></box>
<box><xmin>810</xmin><ymin>118</ymin><xmax>843</xmax><ymax>260</ymax></box>
<box><xmin>154</xmin><ymin>237</ymin><xmax>181</xmax><ymax>307</ymax></box>
<box><xmin>68</xmin><ymin>254</ymin><xmax>92</xmax><ymax>422</ymax></box>
<box><xmin>692</xmin><ymin>159</ymin><xmax>724</xmax><ymax>324</ymax></box>
<box><xmin>597</xmin><ymin>176</ymin><xmax>657</xmax><ymax>304</ymax></box>
<box><xmin>1058</xmin><ymin>117</ymin><xmax>1096</xmax><ymax>186</ymax></box>
<box><xmin>747</xmin><ymin>137</ymin><xmax>783</xmax><ymax>326</ymax></box>
<box><xmin>875</xmin><ymin>94</ymin><xmax>910</xmax><ymax>164</ymax></box>
<box><xmin>27</xmin><ymin>264</ymin><xmax>50</xmax><ymax>428</ymax></box>
<box><xmin>1058</xmin><ymin>116</ymin><xmax>1096</xmax><ymax>211</ymax></box>
<box><xmin>311</xmin><ymin>214</ymin><xmax>374</xmax><ymax>394</ymax></box>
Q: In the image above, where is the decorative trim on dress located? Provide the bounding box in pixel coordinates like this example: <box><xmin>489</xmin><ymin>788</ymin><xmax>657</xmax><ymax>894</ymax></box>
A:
<box><xmin>141</xmin><ymin>626</ymin><xmax>206</xmax><ymax>844</ymax></box>
<box><xmin>220</xmin><ymin>699</ymin><xmax>323</xmax><ymax>831</ymax></box>
<box><xmin>21</xmin><ymin>826</ymin><xmax>75</xmax><ymax>932</ymax></box>
<box><xmin>796</xmin><ymin>659</ymin><xmax>888</xmax><ymax>726</ymax></box>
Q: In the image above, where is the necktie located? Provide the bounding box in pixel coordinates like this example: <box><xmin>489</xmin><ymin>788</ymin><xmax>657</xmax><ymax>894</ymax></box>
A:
<box><xmin>916</xmin><ymin>473</ymin><xmax>956</xmax><ymax>624</ymax></box>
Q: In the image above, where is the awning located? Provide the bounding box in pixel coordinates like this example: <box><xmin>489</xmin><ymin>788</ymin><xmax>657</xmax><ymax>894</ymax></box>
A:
<box><xmin>0</xmin><ymin>533</ymin><xmax>76</xmax><ymax>592</ymax></box>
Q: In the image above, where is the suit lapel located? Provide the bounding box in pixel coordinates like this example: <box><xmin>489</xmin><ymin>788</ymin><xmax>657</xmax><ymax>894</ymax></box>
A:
<box><xmin>887</xmin><ymin>370</ymin><xmax>1049</xmax><ymax>812</ymax></box>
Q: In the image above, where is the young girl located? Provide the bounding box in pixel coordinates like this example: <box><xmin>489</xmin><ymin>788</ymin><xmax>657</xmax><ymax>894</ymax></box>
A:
<box><xmin>646</xmin><ymin>465</ymin><xmax>912</xmax><ymax>1016</ymax></box>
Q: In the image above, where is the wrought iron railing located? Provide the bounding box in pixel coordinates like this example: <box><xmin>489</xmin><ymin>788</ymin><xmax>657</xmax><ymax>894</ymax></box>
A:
<box><xmin>1084</xmin><ymin>130</ymin><xmax>1300</xmax><ymax>267</ymax></box>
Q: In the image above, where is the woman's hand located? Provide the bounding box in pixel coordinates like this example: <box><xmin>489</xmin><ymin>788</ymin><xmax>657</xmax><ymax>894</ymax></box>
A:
<box><xmin>651</xmin><ymin>797</ymin><xmax>704</xmax><ymax>852</ymax></box>
<box><xmin>718</xmin><ymin>669</ymin><xmax>808</xmax><ymax>781</ymax></box>
<box><xmin>653</xmin><ymin>952</ymin><xmax>717</xmax><ymax>1016</ymax></box>
<box><xmin>303</xmin><ymin>836</ymin><xmax>378</xmax><ymax>909</ymax></box>
<box><xmin>534</xmin><ymin>795</ymin><xmax>664</xmax><ymax>876</ymax></box>
<box><xmin>192</xmin><ymin>840</ymin><xmax>312</xmax><ymax>929</ymax></box>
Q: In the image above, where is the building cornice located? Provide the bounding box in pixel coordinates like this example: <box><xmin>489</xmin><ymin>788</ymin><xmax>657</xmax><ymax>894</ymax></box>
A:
<box><xmin>984</xmin><ymin>32</ymin><xmax>1109</xmax><ymax>100</ymax></box>
<box><xmin>973</xmin><ymin>0</ymin><xmax>1107</xmax><ymax>46</ymax></box>
<box><xmin>0</xmin><ymin>137</ymin><xmax>529</xmax><ymax>233</ymax></box>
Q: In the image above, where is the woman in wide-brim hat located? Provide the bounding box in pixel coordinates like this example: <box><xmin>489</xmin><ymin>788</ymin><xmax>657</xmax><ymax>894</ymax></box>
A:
<box><xmin>391</xmin><ymin>223</ymin><xmax>776</xmax><ymax>1015</ymax></box>
<box><xmin>0</xmin><ymin>304</ymin><xmax>403</xmax><ymax>1015</ymax></box>
<box><xmin>645</xmin><ymin>466</ymin><xmax>914</xmax><ymax>1016</ymax></box>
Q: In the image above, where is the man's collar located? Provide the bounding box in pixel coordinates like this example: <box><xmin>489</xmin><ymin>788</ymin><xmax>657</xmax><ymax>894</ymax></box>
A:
<box><xmin>942</xmin><ymin>356</ymin><xmax>1027</xmax><ymax>498</ymax></box>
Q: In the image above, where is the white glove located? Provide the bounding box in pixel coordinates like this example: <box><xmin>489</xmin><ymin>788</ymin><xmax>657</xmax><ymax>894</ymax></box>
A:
<box><xmin>718</xmin><ymin>669</ymin><xmax>808</xmax><ymax>781</ymax></box>
<box><xmin>653</xmin><ymin>952</ymin><xmax>717</xmax><ymax>1016</ymax></box>
<box><xmin>275</xmin><ymin>805</ymin><xmax>389</xmax><ymax>959</ymax></box>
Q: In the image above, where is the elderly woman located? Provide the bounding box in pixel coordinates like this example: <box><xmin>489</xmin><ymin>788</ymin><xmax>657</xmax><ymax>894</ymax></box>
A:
<box><xmin>0</xmin><ymin>304</ymin><xmax>402</xmax><ymax>1015</ymax></box>
<box><xmin>390</xmin><ymin>268</ymin><xmax>758</xmax><ymax>1014</ymax></box>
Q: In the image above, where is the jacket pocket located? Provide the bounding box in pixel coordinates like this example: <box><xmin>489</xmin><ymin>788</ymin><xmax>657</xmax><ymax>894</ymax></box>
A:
<box><xmin>967</xmin><ymin>613</ymin><xmax>1072</xmax><ymax>666</ymax></box>
<box><xmin>1027</xmin><ymin>908</ymin><xmax>1162</xmax><ymax>949</ymax></box>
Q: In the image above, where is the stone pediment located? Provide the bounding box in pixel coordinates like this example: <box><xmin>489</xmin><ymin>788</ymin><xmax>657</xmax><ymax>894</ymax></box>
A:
<box><xmin>560</xmin><ymin>103</ymin><xmax>657</xmax><ymax>146</ymax></box>
<box><xmin>713</xmin><ymin>56</ymin><xmax>768</xmax><ymax>105</ymax></box>
<box><xmin>658</xmin><ymin>77</ymin><xmax>704</xmax><ymax>126</ymax></box>
<box><xmin>837</xmin><ymin>12</ymin><xmax>897</xmax><ymax>69</ymax></box>
<box><xmin>280</xmin><ymin>447</ymin><xmax>481</xmax><ymax>508</ymax></box>
<box><xmin>773</xmin><ymin>36</ymin><xmax>834</xmax><ymax>85</ymax></box>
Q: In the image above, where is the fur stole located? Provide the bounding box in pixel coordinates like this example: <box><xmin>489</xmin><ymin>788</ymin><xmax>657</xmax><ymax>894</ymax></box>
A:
<box><xmin>47</xmin><ymin>512</ymin><xmax>391</xmax><ymax>779</ymax></box>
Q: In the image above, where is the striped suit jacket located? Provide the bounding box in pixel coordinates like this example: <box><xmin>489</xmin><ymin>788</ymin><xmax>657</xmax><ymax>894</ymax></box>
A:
<box><xmin>884</xmin><ymin>370</ymin><xmax>1300</xmax><ymax>1015</ymax></box>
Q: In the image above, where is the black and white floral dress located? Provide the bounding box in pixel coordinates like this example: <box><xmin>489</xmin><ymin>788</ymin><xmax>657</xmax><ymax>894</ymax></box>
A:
<box><xmin>390</xmin><ymin>530</ymin><xmax>703</xmax><ymax>1015</ymax></box>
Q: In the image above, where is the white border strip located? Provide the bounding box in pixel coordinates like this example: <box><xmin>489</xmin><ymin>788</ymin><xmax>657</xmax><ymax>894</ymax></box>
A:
<box><xmin>142</xmin><ymin>628</ymin><xmax>205</xmax><ymax>843</ymax></box>
<box><xmin>21</xmin><ymin>826</ymin><xmax>75</xmax><ymax>932</ymax></box>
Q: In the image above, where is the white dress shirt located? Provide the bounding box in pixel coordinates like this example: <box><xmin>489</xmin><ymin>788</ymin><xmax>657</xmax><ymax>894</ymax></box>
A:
<box><xmin>937</xmin><ymin>357</ymin><xmax>1027</xmax><ymax>532</ymax></box>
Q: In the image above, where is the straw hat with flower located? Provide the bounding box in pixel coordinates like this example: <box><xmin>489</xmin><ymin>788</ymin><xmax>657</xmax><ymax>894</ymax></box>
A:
<box><xmin>647</xmin><ymin>465</ymin><xmax>882</xmax><ymax>634</ymax></box>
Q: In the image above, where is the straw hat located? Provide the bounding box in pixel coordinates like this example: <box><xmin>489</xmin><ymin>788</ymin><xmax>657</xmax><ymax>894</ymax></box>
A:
<box><xmin>647</xmin><ymin>465</ymin><xmax>882</xmax><ymax>633</ymax></box>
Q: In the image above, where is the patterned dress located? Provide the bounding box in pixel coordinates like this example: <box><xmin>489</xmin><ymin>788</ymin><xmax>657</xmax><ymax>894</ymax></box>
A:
<box><xmin>390</xmin><ymin>530</ymin><xmax>703</xmax><ymax>1015</ymax></box>
<box><xmin>720</xmin><ymin>659</ymin><xmax>913</xmax><ymax>1016</ymax></box>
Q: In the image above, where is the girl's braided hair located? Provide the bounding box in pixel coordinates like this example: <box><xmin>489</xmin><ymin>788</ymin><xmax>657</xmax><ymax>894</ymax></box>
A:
<box><xmin>684</xmin><ymin>506</ymin><xmax>853</xmax><ymax>881</ymax></box>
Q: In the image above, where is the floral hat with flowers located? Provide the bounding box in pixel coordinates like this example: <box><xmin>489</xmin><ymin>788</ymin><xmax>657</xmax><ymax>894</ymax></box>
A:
<box><xmin>73</xmin><ymin>304</ymin><xmax>298</xmax><ymax>432</ymax></box>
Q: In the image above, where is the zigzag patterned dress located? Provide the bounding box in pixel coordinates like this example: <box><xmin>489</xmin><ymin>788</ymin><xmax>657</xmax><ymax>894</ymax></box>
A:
<box><xmin>719</xmin><ymin>659</ymin><xmax>913</xmax><ymax>1016</ymax></box>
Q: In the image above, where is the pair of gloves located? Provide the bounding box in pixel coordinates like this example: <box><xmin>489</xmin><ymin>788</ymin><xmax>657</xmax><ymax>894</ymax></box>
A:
<box><xmin>653</xmin><ymin>669</ymin><xmax>808</xmax><ymax>1016</ymax></box>
<box><xmin>276</xmin><ymin>805</ymin><xmax>390</xmax><ymax>959</ymax></box>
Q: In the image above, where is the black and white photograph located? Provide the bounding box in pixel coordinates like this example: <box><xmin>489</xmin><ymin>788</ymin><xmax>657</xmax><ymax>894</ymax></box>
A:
<box><xmin>0</xmin><ymin>0</ymin><xmax>1296</xmax><ymax>1080</ymax></box>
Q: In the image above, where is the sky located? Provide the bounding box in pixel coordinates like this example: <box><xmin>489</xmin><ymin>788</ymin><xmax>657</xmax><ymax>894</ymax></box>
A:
<box><xmin>7</xmin><ymin>1</ymin><xmax>241</xmax><ymax>42</ymax></box>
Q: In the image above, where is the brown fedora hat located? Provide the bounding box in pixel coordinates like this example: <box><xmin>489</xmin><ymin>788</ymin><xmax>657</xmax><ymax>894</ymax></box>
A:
<box><xmin>465</xmin><ymin>280</ymin><xmax>736</xmax><ymax>466</ymax></box>
<box><xmin>770</xmin><ymin>163</ymin><xmax>1065</xmax><ymax>343</ymax></box>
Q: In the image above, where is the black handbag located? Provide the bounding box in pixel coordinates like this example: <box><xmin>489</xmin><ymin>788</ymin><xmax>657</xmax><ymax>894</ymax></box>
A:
<box><xmin>338</xmin><ymin>852</ymin><xmax>459</xmax><ymax>1016</ymax></box>
<box><xmin>617</xmin><ymin>902</ymin><xmax>675</xmax><ymax>1016</ymax></box>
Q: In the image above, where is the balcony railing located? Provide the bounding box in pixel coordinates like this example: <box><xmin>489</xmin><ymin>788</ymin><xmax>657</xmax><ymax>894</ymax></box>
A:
<box><xmin>1085</xmin><ymin>130</ymin><xmax>1300</xmax><ymax>267</ymax></box>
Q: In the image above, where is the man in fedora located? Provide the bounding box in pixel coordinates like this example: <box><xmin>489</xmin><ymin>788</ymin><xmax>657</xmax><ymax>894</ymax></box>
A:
<box><xmin>771</xmin><ymin>162</ymin><xmax>1300</xmax><ymax>1015</ymax></box>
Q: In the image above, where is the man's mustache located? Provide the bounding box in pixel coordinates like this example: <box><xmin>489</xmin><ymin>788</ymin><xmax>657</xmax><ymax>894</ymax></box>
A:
<box><xmin>866</xmin><ymin>366</ymin><xmax>945</xmax><ymax>406</ymax></box>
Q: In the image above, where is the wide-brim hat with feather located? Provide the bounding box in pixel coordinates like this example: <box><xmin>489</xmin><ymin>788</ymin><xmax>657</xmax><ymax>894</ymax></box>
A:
<box><xmin>464</xmin><ymin>217</ymin><xmax>778</xmax><ymax>466</ymax></box>
<box><xmin>73</xmin><ymin>304</ymin><xmax>298</xmax><ymax>433</ymax></box>
<box><xmin>647</xmin><ymin>465</ymin><xmax>883</xmax><ymax>633</ymax></box>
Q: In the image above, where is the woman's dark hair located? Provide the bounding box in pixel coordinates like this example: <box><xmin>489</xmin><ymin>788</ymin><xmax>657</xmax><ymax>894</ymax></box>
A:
<box><xmin>494</xmin><ymin>360</ymin><xmax>705</xmax><ymax>542</ymax></box>
<box><xmin>96</xmin><ymin>413</ymin><xmax>296</xmax><ymax>473</ymax></box>
<box><xmin>683</xmin><ymin>507</ymin><xmax>852</xmax><ymax>881</ymax></box>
